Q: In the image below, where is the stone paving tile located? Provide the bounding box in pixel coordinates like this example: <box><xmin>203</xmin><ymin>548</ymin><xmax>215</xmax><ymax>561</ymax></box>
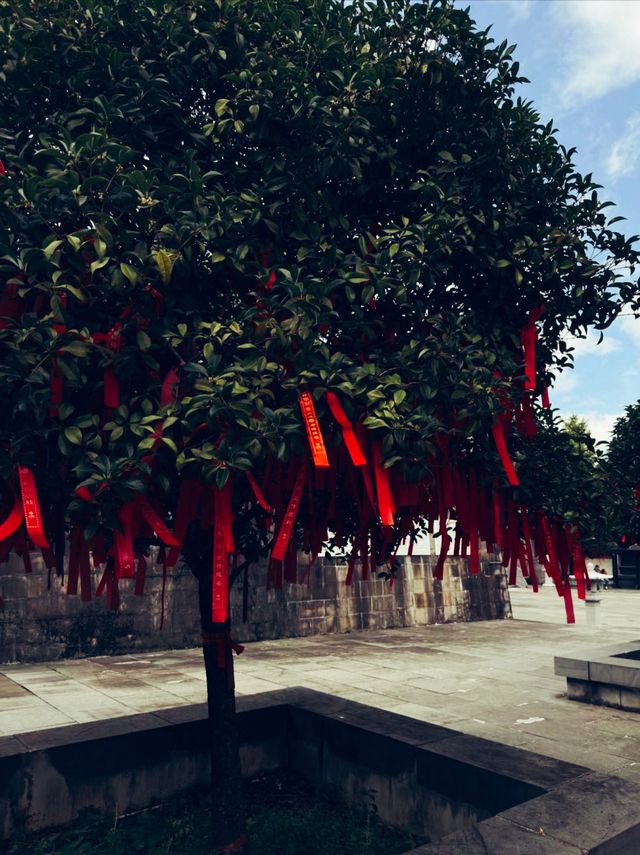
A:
<box><xmin>52</xmin><ymin>704</ymin><xmax>139</xmax><ymax>722</ymax></box>
<box><xmin>0</xmin><ymin>675</ymin><xmax>33</xmax><ymax>697</ymax></box>
<box><xmin>384</xmin><ymin>701</ymin><xmax>469</xmax><ymax>726</ymax></box>
<box><xmin>0</xmin><ymin>706</ymin><xmax>74</xmax><ymax>734</ymax></box>
<box><xmin>0</xmin><ymin>694</ymin><xmax>50</xmax><ymax>712</ymax></box>
<box><xmin>235</xmin><ymin>676</ymin><xmax>287</xmax><ymax>694</ymax></box>
<box><xmin>2</xmin><ymin>585</ymin><xmax>640</xmax><ymax>777</ymax></box>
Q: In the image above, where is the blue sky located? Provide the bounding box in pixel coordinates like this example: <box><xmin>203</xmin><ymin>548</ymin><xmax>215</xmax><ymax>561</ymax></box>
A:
<box><xmin>457</xmin><ymin>0</ymin><xmax>640</xmax><ymax>443</ymax></box>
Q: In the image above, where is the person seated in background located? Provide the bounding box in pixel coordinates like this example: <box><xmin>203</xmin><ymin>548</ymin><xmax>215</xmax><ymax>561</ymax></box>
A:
<box><xmin>588</xmin><ymin>563</ymin><xmax>613</xmax><ymax>590</ymax></box>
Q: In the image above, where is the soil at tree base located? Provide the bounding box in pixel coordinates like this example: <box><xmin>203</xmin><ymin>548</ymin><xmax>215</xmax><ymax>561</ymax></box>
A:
<box><xmin>3</xmin><ymin>770</ymin><xmax>426</xmax><ymax>855</ymax></box>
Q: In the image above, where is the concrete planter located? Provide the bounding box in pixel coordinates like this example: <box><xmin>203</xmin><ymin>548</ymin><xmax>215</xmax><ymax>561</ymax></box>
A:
<box><xmin>3</xmin><ymin>688</ymin><xmax>640</xmax><ymax>852</ymax></box>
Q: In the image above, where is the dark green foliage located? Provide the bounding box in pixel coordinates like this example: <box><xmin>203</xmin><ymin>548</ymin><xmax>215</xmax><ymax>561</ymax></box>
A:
<box><xmin>64</xmin><ymin>608</ymin><xmax>125</xmax><ymax>657</ymax></box>
<box><xmin>604</xmin><ymin>403</ymin><xmax>640</xmax><ymax>547</ymax></box>
<box><xmin>0</xmin><ymin>0</ymin><xmax>637</xmax><ymax>556</ymax></box>
<box><xmin>514</xmin><ymin>411</ymin><xmax>611</xmax><ymax>555</ymax></box>
<box><xmin>5</xmin><ymin>774</ymin><xmax>424</xmax><ymax>855</ymax></box>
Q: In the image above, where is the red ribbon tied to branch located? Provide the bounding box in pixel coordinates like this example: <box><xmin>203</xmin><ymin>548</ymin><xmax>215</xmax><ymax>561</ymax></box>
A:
<box><xmin>0</xmin><ymin>493</ymin><xmax>24</xmax><ymax>543</ymax></box>
<box><xmin>136</xmin><ymin>497</ymin><xmax>180</xmax><ymax>547</ymax></box>
<box><xmin>520</xmin><ymin>305</ymin><xmax>545</xmax><ymax>391</ymax></box>
<box><xmin>372</xmin><ymin>441</ymin><xmax>396</xmax><ymax>526</ymax></box>
<box><xmin>491</xmin><ymin>418</ymin><xmax>520</xmax><ymax>486</ymax></box>
<box><xmin>271</xmin><ymin>461</ymin><xmax>306</xmax><ymax>562</ymax></box>
<box><xmin>17</xmin><ymin>466</ymin><xmax>50</xmax><ymax>548</ymax></box>
<box><xmin>298</xmin><ymin>392</ymin><xmax>329</xmax><ymax>468</ymax></box>
<box><xmin>212</xmin><ymin>481</ymin><xmax>234</xmax><ymax>623</ymax></box>
<box><xmin>114</xmin><ymin>503</ymin><xmax>136</xmax><ymax>578</ymax></box>
<box><xmin>93</xmin><ymin>324</ymin><xmax>123</xmax><ymax>408</ymax></box>
<box><xmin>325</xmin><ymin>392</ymin><xmax>367</xmax><ymax>466</ymax></box>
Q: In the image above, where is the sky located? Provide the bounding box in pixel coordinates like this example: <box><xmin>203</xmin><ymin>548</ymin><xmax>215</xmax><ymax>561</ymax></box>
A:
<box><xmin>456</xmin><ymin>0</ymin><xmax>640</xmax><ymax>444</ymax></box>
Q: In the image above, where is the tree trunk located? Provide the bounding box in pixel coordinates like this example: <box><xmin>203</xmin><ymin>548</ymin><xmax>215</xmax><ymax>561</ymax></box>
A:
<box><xmin>190</xmin><ymin>547</ymin><xmax>246</xmax><ymax>852</ymax></box>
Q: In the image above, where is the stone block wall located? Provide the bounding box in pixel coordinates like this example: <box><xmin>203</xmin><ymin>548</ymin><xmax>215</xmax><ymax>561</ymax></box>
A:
<box><xmin>0</xmin><ymin>552</ymin><xmax>511</xmax><ymax>663</ymax></box>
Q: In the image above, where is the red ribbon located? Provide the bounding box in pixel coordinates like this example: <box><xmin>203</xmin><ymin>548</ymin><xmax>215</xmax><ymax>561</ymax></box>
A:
<box><xmin>17</xmin><ymin>466</ymin><xmax>50</xmax><ymax>548</ymax></box>
<box><xmin>372</xmin><ymin>442</ymin><xmax>395</xmax><ymax>526</ymax></box>
<box><xmin>491</xmin><ymin>481</ymin><xmax>502</xmax><ymax>549</ymax></box>
<box><xmin>491</xmin><ymin>420</ymin><xmax>519</xmax><ymax>486</ymax></box>
<box><xmin>520</xmin><ymin>324</ymin><xmax>537</xmax><ymax>391</ymax></box>
<box><xmin>246</xmin><ymin>470</ymin><xmax>271</xmax><ymax>512</ymax></box>
<box><xmin>68</xmin><ymin>524</ymin><xmax>92</xmax><ymax>601</ymax></box>
<box><xmin>212</xmin><ymin>482</ymin><xmax>234</xmax><ymax>623</ymax></box>
<box><xmin>94</xmin><ymin>324</ymin><xmax>122</xmax><ymax>408</ymax></box>
<box><xmin>539</xmin><ymin>513</ymin><xmax>560</xmax><ymax>586</ymax></box>
<box><xmin>519</xmin><ymin>508</ymin><xmax>538</xmax><ymax>592</ymax></box>
<box><xmin>298</xmin><ymin>392</ymin><xmax>329</xmax><ymax>468</ymax></box>
<box><xmin>136</xmin><ymin>497</ymin><xmax>180</xmax><ymax>547</ymax></box>
<box><xmin>0</xmin><ymin>493</ymin><xmax>23</xmax><ymax>543</ymax></box>
<box><xmin>271</xmin><ymin>461</ymin><xmax>306</xmax><ymax>561</ymax></box>
<box><xmin>135</xmin><ymin>553</ymin><xmax>147</xmax><ymax>596</ymax></box>
<box><xmin>160</xmin><ymin>366</ymin><xmax>180</xmax><ymax>407</ymax></box>
<box><xmin>166</xmin><ymin>479</ymin><xmax>202</xmax><ymax>567</ymax></box>
<box><xmin>202</xmin><ymin>630</ymin><xmax>244</xmax><ymax>689</ymax></box>
<box><xmin>325</xmin><ymin>392</ymin><xmax>367</xmax><ymax>466</ymax></box>
<box><xmin>520</xmin><ymin>306</ymin><xmax>545</xmax><ymax>391</ymax></box>
<box><xmin>541</xmin><ymin>385</ymin><xmax>551</xmax><ymax>409</ymax></box>
<box><xmin>114</xmin><ymin>503</ymin><xmax>136</xmax><ymax>578</ymax></box>
<box><xmin>571</xmin><ymin>536</ymin><xmax>588</xmax><ymax>601</ymax></box>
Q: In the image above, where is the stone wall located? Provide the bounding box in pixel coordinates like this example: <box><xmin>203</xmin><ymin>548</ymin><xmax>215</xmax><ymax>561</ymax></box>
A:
<box><xmin>0</xmin><ymin>552</ymin><xmax>511</xmax><ymax>663</ymax></box>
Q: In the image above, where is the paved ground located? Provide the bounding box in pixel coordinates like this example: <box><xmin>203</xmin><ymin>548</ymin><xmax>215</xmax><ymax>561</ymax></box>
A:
<box><xmin>2</xmin><ymin>586</ymin><xmax>640</xmax><ymax>781</ymax></box>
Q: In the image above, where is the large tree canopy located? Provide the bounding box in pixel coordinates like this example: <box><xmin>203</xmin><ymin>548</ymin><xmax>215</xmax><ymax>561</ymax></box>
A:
<box><xmin>0</xmin><ymin>0</ymin><xmax>638</xmax><ymax>613</ymax></box>
<box><xmin>3</xmin><ymin>1</ymin><xmax>639</xmax><ymax>847</ymax></box>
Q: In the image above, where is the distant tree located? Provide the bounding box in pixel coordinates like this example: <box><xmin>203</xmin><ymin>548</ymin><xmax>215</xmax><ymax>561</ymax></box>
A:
<box><xmin>605</xmin><ymin>404</ymin><xmax>640</xmax><ymax>548</ymax></box>
<box><xmin>563</xmin><ymin>415</ymin><xmax>597</xmax><ymax>458</ymax></box>
<box><xmin>0</xmin><ymin>0</ymin><xmax>638</xmax><ymax>848</ymax></box>
<box><xmin>515</xmin><ymin>411</ymin><xmax>611</xmax><ymax>559</ymax></box>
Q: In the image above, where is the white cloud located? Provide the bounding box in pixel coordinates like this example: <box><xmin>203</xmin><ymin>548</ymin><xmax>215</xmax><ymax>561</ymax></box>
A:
<box><xmin>562</xmin><ymin>330</ymin><xmax>621</xmax><ymax>358</ymax></box>
<box><xmin>505</xmin><ymin>0</ymin><xmax>533</xmax><ymax>21</ymax></box>
<box><xmin>617</xmin><ymin>314</ymin><xmax>640</xmax><ymax>348</ymax></box>
<box><xmin>552</xmin><ymin>369</ymin><xmax>578</xmax><ymax>398</ymax></box>
<box><xmin>606</xmin><ymin>113</ymin><xmax>640</xmax><ymax>179</ymax></box>
<box><xmin>568</xmin><ymin>411</ymin><xmax>619</xmax><ymax>445</ymax></box>
<box><xmin>550</xmin><ymin>1</ymin><xmax>640</xmax><ymax>110</ymax></box>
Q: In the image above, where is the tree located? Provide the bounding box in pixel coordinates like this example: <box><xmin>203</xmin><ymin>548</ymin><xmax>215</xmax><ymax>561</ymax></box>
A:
<box><xmin>0</xmin><ymin>0</ymin><xmax>638</xmax><ymax>848</ymax></box>
<box><xmin>514</xmin><ymin>411</ymin><xmax>611</xmax><ymax>561</ymax></box>
<box><xmin>604</xmin><ymin>403</ymin><xmax>640</xmax><ymax>548</ymax></box>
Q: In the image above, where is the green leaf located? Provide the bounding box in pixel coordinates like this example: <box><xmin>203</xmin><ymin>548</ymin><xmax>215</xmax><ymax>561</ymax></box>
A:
<box><xmin>215</xmin><ymin>98</ymin><xmax>230</xmax><ymax>117</ymax></box>
<box><xmin>62</xmin><ymin>285</ymin><xmax>88</xmax><ymax>303</ymax></box>
<box><xmin>60</xmin><ymin>341</ymin><xmax>90</xmax><ymax>357</ymax></box>
<box><xmin>152</xmin><ymin>248</ymin><xmax>177</xmax><ymax>285</ymax></box>
<box><xmin>137</xmin><ymin>330</ymin><xmax>152</xmax><ymax>351</ymax></box>
<box><xmin>64</xmin><ymin>426</ymin><xmax>83</xmax><ymax>445</ymax></box>
<box><xmin>161</xmin><ymin>436</ymin><xmax>178</xmax><ymax>453</ymax></box>
<box><xmin>44</xmin><ymin>239</ymin><xmax>64</xmax><ymax>259</ymax></box>
<box><xmin>120</xmin><ymin>263</ymin><xmax>139</xmax><ymax>284</ymax></box>
<box><xmin>90</xmin><ymin>257</ymin><xmax>109</xmax><ymax>274</ymax></box>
